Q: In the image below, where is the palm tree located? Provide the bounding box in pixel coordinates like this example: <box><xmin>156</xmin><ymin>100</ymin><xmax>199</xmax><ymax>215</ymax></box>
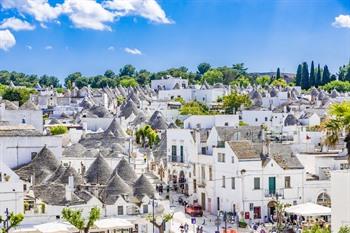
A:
<box><xmin>322</xmin><ymin>101</ymin><xmax>350</xmax><ymax>166</ymax></box>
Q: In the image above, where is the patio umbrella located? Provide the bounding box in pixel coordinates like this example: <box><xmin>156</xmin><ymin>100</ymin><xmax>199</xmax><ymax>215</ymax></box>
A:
<box><xmin>285</xmin><ymin>202</ymin><xmax>331</xmax><ymax>216</ymax></box>
<box><xmin>94</xmin><ymin>218</ymin><xmax>133</xmax><ymax>230</ymax></box>
<box><xmin>33</xmin><ymin>222</ymin><xmax>78</xmax><ymax>233</ymax></box>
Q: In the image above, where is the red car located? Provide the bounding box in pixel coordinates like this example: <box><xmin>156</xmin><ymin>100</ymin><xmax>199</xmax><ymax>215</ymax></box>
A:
<box><xmin>185</xmin><ymin>203</ymin><xmax>203</xmax><ymax>217</ymax></box>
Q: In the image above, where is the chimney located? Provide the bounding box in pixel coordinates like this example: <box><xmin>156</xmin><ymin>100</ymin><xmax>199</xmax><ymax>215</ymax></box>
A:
<box><xmin>65</xmin><ymin>176</ymin><xmax>74</xmax><ymax>201</ymax></box>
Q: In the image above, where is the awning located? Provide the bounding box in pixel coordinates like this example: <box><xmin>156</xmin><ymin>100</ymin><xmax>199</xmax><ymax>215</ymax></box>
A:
<box><xmin>285</xmin><ymin>202</ymin><xmax>331</xmax><ymax>216</ymax></box>
<box><xmin>94</xmin><ymin>218</ymin><xmax>134</xmax><ymax>230</ymax></box>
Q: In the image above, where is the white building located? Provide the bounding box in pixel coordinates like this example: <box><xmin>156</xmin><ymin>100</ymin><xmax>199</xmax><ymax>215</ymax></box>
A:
<box><xmin>0</xmin><ymin>103</ymin><xmax>43</xmax><ymax>132</ymax></box>
<box><xmin>0</xmin><ymin>124</ymin><xmax>62</xmax><ymax>168</ymax></box>
<box><xmin>331</xmin><ymin>169</ymin><xmax>350</xmax><ymax>232</ymax></box>
<box><xmin>183</xmin><ymin>115</ymin><xmax>239</xmax><ymax>129</ymax></box>
<box><xmin>151</xmin><ymin>76</ymin><xmax>188</xmax><ymax>90</ymax></box>
<box><xmin>0</xmin><ymin>161</ymin><xmax>24</xmax><ymax>215</ymax></box>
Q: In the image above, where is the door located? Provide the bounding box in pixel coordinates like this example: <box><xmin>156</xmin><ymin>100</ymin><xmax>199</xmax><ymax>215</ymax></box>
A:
<box><xmin>201</xmin><ymin>193</ymin><xmax>206</xmax><ymax>210</ymax></box>
<box><xmin>269</xmin><ymin>177</ymin><xmax>276</xmax><ymax>194</ymax></box>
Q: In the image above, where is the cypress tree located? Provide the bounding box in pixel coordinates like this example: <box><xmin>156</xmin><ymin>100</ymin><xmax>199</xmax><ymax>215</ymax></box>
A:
<box><xmin>276</xmin><ymin>67</ymin><xmax>281</xmax><ymax>79</ymax></box>
<box><xmin>309</xmin><ymin>61</ymin><xmax>315</xmax><ymax>87</ymax></box>
<box><xmin>296</xmin><ymin>64</ymin><xmax>302</xmax><ymax>86</ymax></box>
<box><xmin>322</xmin><ymin>65</ymin><xmax>330</xmax><ymax>85</ymax></box>
<box><xmin>316</xmin><ymin>64</ymin><xmax>322</xmax><ymax>87</ymax></box>
<box><xmin>301</xmin><ymin>62</ymin><xmax>310</xmax><ymax>89</ymax></box>
<box><xmin>330</xmin><ymin>74</ymin><xmax>337</xmax><ymax>82</ymax></box>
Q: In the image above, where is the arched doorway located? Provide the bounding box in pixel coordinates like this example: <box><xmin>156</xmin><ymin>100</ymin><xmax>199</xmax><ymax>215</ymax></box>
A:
<box><xmin>267</xmin><ymin>200</ymin><xmax>277</xmax><ymax>218</ymax></box>
<box><xmin>317</xmin><ymin>192</ymin><xmax>331</xmax><ymax>207</ymax></box>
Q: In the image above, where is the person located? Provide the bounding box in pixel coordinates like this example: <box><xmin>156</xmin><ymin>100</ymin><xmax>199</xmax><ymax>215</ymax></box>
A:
<box><xmin>143</xmin><ymin>154</ymin><xmax>147</xmax><ymax>163</ymax></box>
<box><xmin>184</xmin><ymin>223</ymin><xmax>189</xmax><ymax>233</ymax></box>
<box><xmin>180</xmin><ymin>224</ymin><xmax>184</xmax><ymax>233</ymax></box>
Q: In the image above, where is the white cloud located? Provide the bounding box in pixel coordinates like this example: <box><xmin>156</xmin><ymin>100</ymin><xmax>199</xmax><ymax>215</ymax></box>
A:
<box><xmin>45</xmin><ymin>45</ymin><xmax>53</xmax><ymax>50</ymax></box>
<box><xmin>26</xmin><ymin>45</ymin><xmax>33</xmax><ymax>50</ymax></box>
<box><xmin>61</xmin><ymin>0</ymin><xmax>115</xmax><ymax>31</ymax></box>
<box><xmin>108</xmin><ymin>46</ymin><xmax>115</xmax><ymax>51</ymax></box>
<box><xmin>0</xmin><ymin>29</ymin><xmax>16</xmax><ymax>51</ymax></box>
<box><xmin>0</xmin><ymin>17</ymin><xmax>35</xmax><ymax>31</ymax></box>
<box><xmin>124</xmin><ymin>47</ymin><xmax>142</xmax><ymax>55</ymax></box>
<box><xmin>332</xmin><ymin>14</ymin><xmax>350</xmax><ymax>28</ymax></box>
<box><xmin>103</xmin><ymin>0</ymin><xmax>173</xmax><ymax>24</ymax></box>
<box><xmin>0</xmin><ymin>0</ymin><xmax>62</xmax><ymax>22</ymax></box>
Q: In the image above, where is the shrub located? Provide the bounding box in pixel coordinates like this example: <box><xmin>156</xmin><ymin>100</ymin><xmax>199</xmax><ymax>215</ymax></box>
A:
<box><xmin>50</xmin><ymin>125</ymin><xmax>68</xmax><ymax>135</ymax></box>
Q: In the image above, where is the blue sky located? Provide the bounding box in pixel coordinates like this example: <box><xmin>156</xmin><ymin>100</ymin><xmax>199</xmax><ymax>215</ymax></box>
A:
<box><xmin>0</xmin><ymin>0</ymin><xmax>349</xmax><ymax>79</ymax></box>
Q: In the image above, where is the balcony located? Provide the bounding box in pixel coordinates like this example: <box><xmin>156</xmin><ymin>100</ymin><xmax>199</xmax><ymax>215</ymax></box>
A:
<box><xmin>169</xmin><ymin>156</ymin><xmax>185</xmax><ymax>163</ymax></box>
<box><xmin>264</xmin><ymin>189</ymin><xmax>284</xmax><ymax>199</ymax></box>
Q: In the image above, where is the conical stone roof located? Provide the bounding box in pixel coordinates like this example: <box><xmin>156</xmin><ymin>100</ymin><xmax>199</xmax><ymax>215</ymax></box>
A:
<box><xmin>111</xmin><ymin>158</ymin><xmax>137</xmax><ymax>185</ymax></box>
<box><xmin>99</xmin><ymin>174</ymin><xmax>132</xmax><ymax>205</ymax></box>
<box><xmin>104</xmin><ymin>118</ymin><xmax>128</xmax><ymax>138</ymax></box>
<box><xmin>133</xmin><ymin>174</ymin><xmax>155</xmax><ymax>199</ymax></box>
<box><xmin>15</xmin><ymin>146</ymin><xmax>60</xmax><ymax>184</ymax></box>
<box><xmin>84</xmin><ymin>154</ymin><xmax>112</xmax><ymax>185</ymax></box>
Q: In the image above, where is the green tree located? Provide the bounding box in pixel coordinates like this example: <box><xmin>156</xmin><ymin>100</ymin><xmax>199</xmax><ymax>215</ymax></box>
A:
<box><xmin>0</xmin><ymin>212</ymin><xmax>24</xmax><ymax>233</ymax></box>
<box><xmin>303</xmin><ymin>223</ymin><xmax>331</xmax><ymax>233</ymax></box>
<box><xmin>223</xmin><ymin>91</ymin><xmax>252</xmax><ymax>114</ymax></box>
<box><xmin>104</xmin><ymin>69</ymin><xmax>116</xmax><ymax>79</ymax></box>
<box><xmin>65</xmin><ymin>72</ymin><xmax>82</xmax><ymax>88</ymax></box>
<box><xmin>62</xmin><ymin>207</ymin><xmax>100</xmax><ymax>233</ymax></box>
<box><xmin>135</xmin><ymin>125</ymin><xmax>159</xmax><ymax>148</ymax></box>
<box><xmin>338</xmin><ymin>64</ymin><xmax>350</xmax><ymax>82</ymax></box>
<box><xmin>217</xmin><ymin>66</ymin><xmax>241</xmax><ymax>85</ymax></box>
<box><xmin>39</xmin><ymin>75</ymin><xmax>61</xmax><ymax>88</ymax></box>
<box><xmin>75</xmin><ymin>77</ymin><xmax>90</xmax><ymax>88</ymax></box>
<box><xmin>197</xmin><ymin>63</ymin><xmax>211</xmax><ymax>76</ymax></box>
<box><xmin>296</xmin><ymin>64</ymin><xmax>302</xmax><ymax>86</ymax></box>
<box><xmin>230</xmin><ymin>76</ymin><xmax>250</xmax><ymax>88</ymax></box>
<box><xmin>146</xmin><ymin>213</ymin><xmax>173</xmax><ymax>233</ymax></box>
<box><xmin>338</xmin><ymin>226</ymin><xmax>350</xmax><ymax>233</ymax></box>
<box><xmin>202</xmin><ymin>69</ymin><xmax>224</xmax><ymax>85</ymax></box>
<box><xmin>301</xmin><ymin>62</ymin><xmax>310</xmax><ymax>90</ymax></box>
<box><xmin>322</xmin><ymin>65</ymin><xmax>331</xmax><ymax>85</ymax></box>
<box><xmin>256</xmin><ymin>75</ymin><xmax>271</xmax><ymax>87</ymax></box>
<box><xmin>119</xmin><ymin>77</ymin><xmax>138</xmax><ymax>87</ymax></box>
<box><xmin>136</xmin><ymin>69</ymin><xmax>151</xmax><ymax>86</ymax></box>
<box><xmin>276</xmin><ymin>67</ymin><xmax>281</xmax><ymax>80</ymax></box>
<box><xmin>322</xmin><ymin>80</ymin><xmax>350</xmax><ymax>92</ymax></box>
<box><xmin>316</xmin><ymin>64</ymin><xmax>322</xmax><ymax>87</ymax></box>
<box><xmin>119</xmin><ymin>64</ymin><xmax>136</xmax><ymax>77</ymax></box>
<box><xmin>50</xmin><ymin>125</ymin><xmax>68</xmax><ymax>135</ymax></box>
<box><xmin>2</xmin><ymin>88</ymin><xmax>32</xmax><ymax>105</ymax></box>
<box><xmin>180</xmin><ymin>101</ymin><xmax>209</xmax><ymax>115</ymax></box>
<box><xmin>232</xmin><ymin>63</ymin><xmax>248</xmax><ymax>76</ymax></box>
<box><xmin>310</xmin><ymin>61</ymin><xmax>315</xmax><ymax>87</ymax></box>
<box><xmin>322</xmin><ymin>101</ymin><xmax>350</xmax><ymax>165</ymax></box>
<box><xmin>271</xmin><ymin>78</ymin><xmax>287</xmax><ymax>88</ymax></box>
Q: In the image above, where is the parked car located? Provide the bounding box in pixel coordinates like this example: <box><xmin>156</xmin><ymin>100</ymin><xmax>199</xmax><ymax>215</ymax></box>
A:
<box><xmin>185</xmin><ymin>203</ymin><xmax>203</xmax><ymax>217</ymax></box>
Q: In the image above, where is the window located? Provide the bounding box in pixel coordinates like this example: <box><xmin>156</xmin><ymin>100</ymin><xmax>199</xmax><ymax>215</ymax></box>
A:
<box><xmin>254</xmin><ymin>177</ymin><xmax>260</xmax><ymax>190</ymax></box>
<box><xmin>222</xmin><ymin>176</ymin><xmax>226</xmax><ymax>188</ymax></box>
<box><xmin>201</xmin><ymin>147</ymin><xmax>207</xmax><ymax>155</ymax></box>
<box><xmin>22</xmin><ymin>119</ymin><xmax>26</xmax><ymax>124</ymax></box>
<box><xmin>171</xmin><ymin>145</ymin><xmax>177</xmax><ymax>162</ymax></box>
<box><xmin>253</xmin><ymin>207</ymin><xmax>261</xmax><ymax>219</ymax></box>
<box><xmin>201</xmin><ymin>166</ymin><xmax>205</xmax><ymax>180</ymax></box>
<box><xmin>218</xmin><ymin>153</ymin><xmax>225</xmax><ymax>162</ymax></box>
<box><xmin>117</xmin><ymin>206</ymin><xmax>124</xmax><ymax>215</ymax></box>
<box><xmin>193</xmin><ymin>164</ymin><xmax>196</xmax><ymax>176</ymax></box>
<box><xmin>255</xmin><ymin>118</ymin><xmax>258</xmax><ymax>122</ymax></box>
<box><xmin>231</xmin><ymin>177</ymin><xmax>235</xmax><ymax>189</ymax></box>
<box><xmin>224</xmin><ymin>122</ymin><xmax>229</xmax><ymax>126</ymax></box>
<box><xmin>265</xmin><ymin>117</ymin><xmax>268</xmax><ymax>121</ymax></box>
<box><xmin>180</xmin><ymin>145</ymin><xmax>184</xmax><ymax>163</ymax></box>
<box><xmin>231</xmin><ymin>156</ymin><xmax>235</xmax><ymax>163</ymax></box>
<box><xmin>209</xmin><ymin>166</ymin><xmax>213</xmax><ymax>181</ymax></box>
<box><xmin>143</xmin><ymin>204</ymin><xmax>148</xmax><ymax>213</ymax></box>
<box><xmin>285</xmin><ymin>176</ymin><xmax>291</xmax><ymax>189</ymax></box>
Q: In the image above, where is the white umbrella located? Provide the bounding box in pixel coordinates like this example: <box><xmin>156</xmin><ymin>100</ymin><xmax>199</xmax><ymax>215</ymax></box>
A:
<box><xmin>285</xmin><ymin>202</ymin><xmax>331</xmax><ymax>216</ymax></box>
<box><xmin>94</xmin><ymin>218</ymin><xmax>133</xmax><ymax>230</ymax></box>
<box><xmin>34</xmin><ymin>222</ymin><xmax>78</xmax><ymax>233</ymax></box>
